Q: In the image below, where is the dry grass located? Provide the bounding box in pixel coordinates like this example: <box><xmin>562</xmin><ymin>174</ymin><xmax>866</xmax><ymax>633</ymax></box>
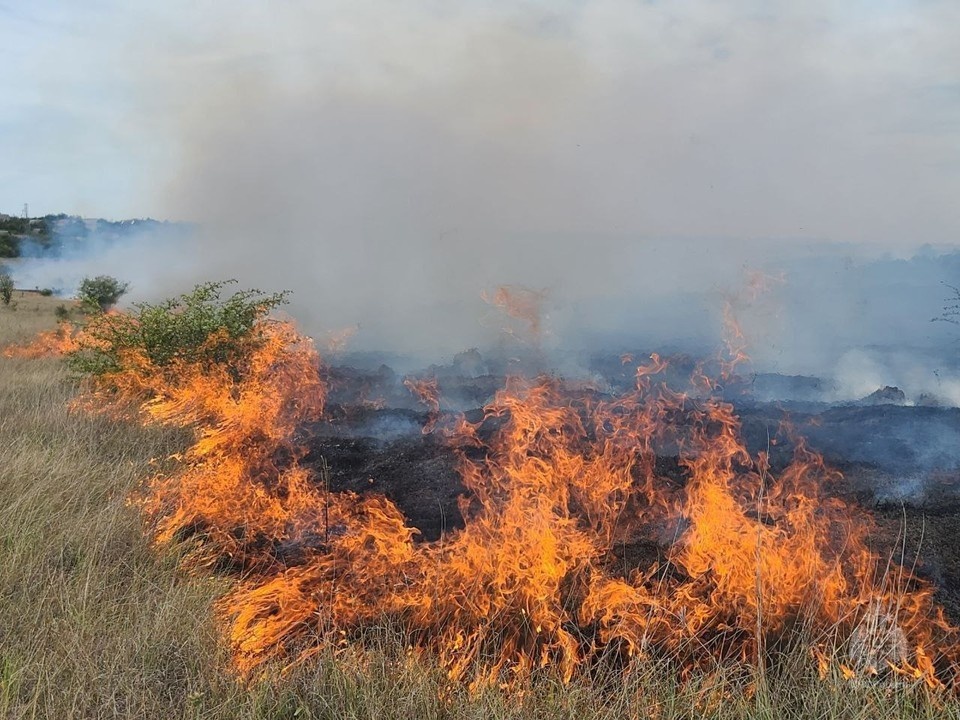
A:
<box><xmin>0</xmin><ymin>292</ymin><xmax>73</xmax><ymax>342</ymax></box>
<box><xmin>1</xmin><ymin>299</ymin><xmax>959</xmax><ymax>718</ymax></box>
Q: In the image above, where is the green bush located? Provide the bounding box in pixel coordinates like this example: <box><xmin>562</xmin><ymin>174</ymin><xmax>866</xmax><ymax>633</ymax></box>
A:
<box><xmin>0</xmin><ymin>273</ymin><xmax>13</xmax><ymax>306</ymax></box>
<box><xmin>39</xmin><ymin>288</ymin><xmax>54</xmax><ymax>297</ymax></box>
<box><xmin>78</xmin><ymin>275</ymin><xmax>129</xmax><ymax>311</ymax></box>
<box><xmin>54</xmin><ymin>304</ymin><xmax>71</xmax><ymax>322</ymax></box>
<box><xmin>0</xmin><ymin>234</ymin><xmax>19</xmax><ymax>258</ymax></box>
<box><xmin>67</xmin><ymin>280</ymin><xmax>289</xmax><ymax>378</ymax></box>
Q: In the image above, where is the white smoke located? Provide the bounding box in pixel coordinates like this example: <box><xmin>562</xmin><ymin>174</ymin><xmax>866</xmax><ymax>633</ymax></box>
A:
<box><xmin>4</xmin><ymin>2</ymin><xmax>960</xmax><ymax>392</ymax></box>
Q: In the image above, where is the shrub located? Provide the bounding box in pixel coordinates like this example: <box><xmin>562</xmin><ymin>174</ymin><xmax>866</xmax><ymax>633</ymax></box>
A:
<box><xmin>54</xmin><ymin>304</ymin><xmax>70</xmax><ymax>322</ymax></box>
<box><xmin>0</xmin><ymin>273</ymin><xmax>13</xmax><ymax>306</ymax></box>
<box><xmin>67</xmin><ymin>280</ymin><xmax>289</xmax><ymax>379</ymax></box>
<box><xmin>39</xmin><ymin>288</ymin><xmax>54</xmax><ymax>297</ymax></box>
<box><xmin>77</xmin><ymin>275</ymin><xmax>129</xmax><ymax>311</ymax></box>
<box><xmin>0</xmin><ymin>233</ymin><xmax>19</xmax><ymax>258</ymax></box>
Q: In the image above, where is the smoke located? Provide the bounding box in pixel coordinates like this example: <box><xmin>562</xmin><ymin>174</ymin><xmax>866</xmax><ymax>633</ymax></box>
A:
<box><xmin>8</xmin><ymin>220</ymin><xmax>192</xmax><ymax>299</ymax></box>
<box><xmin>90</xmin><ymin>2</ymin><xmax>946</xmax><ymax>362</ymax></box>
<box><xmin>152</xmin><ymin>21</ymin><xmax>602</xmax><ymax>355</ymax></box>
<box><xmin>8</xmin><ymin>2</ymin><xmax>959</xmax><ymax>394</ymax></box>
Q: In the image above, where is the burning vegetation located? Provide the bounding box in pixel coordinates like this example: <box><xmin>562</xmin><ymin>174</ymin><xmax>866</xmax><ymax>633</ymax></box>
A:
<box><xmin>7</xmin><ymin>281</ymin><xmax>960</xmax><ymax>695</ymax></box>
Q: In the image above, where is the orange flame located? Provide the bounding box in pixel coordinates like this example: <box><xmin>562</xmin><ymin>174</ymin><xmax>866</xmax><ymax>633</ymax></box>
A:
<box><xmin>21</xmin><ymin>304</ymin><xmax>960</xmax><ymax>692</ymax></box>
<box><xmin>2</xmin><ymin>322</ymin><xmax>82</xmax><ymax>358</ymax></box>
<box><xmin>324</xmin><ymin>325</ymin><xmax>359</xmax><ymax>354</ymax></box>
<box><xmin>404</xmin><ymin>375</ymin><xmax>441</xmax><ymax>433</ymax></box>
<box><xmin>482</xmin><ymin>285</ymin><xmax>547</xmax><ymax>341</ymax></box>
<box><xmin>719</xmin><ymin>270</ymin><xmax>786</xmax><ymax>381</ymax></box>
<box><xmin>224</xmin><ymin>360</ymin><xmax>960</xmax><ymax>688</ymax></box>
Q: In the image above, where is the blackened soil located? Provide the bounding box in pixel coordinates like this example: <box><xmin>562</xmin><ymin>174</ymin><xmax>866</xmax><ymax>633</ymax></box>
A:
<box><xmin>838</xmin><ymin>464</ymin><xmax>960</xmax><ymax>622</ymax></box>
<box><xmin>303</xmin><ymin>432</ymin><xmax>463</xmax><ymax>541</ymax></box>
<box><xmin>875</xmin><ymin>512</ymin><xmax>960</xmax><ymax>621</ymax></box>
<box><xmin>301</xmin><ymin>404</ymin><xmax>960</xmax><ymax>623</ymax></box>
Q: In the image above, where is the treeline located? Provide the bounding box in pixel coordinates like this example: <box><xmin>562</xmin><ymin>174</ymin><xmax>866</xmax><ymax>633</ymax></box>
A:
<box><xmin>0</xmin><ymin>215</ymin><xmax>51</xmax><ymax>257</ymax></box>
<box><xmin>0</xmin><ymin>213</ymin><xmax>173</xmax><ymax>259</ymax></box>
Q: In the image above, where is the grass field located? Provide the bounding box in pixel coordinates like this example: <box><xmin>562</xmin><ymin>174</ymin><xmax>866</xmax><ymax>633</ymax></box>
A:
<box><xmin>1</xmin><ymin>296</ymin><xmax>959</xmax><ymax>719</ymax></box>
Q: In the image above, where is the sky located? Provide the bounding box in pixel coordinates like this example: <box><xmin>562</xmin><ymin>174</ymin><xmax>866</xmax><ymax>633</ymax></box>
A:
<box><xmin>0</xmin><ymin>0</ymin><xmax>957</xmax><ymax>246</ymax></box>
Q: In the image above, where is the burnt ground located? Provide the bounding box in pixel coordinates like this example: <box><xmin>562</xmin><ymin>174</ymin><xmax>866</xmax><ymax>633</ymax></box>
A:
<box><xmin>303</xmin><ymin>368</ymin><xmax>960</xmax><ymax>623</ymax></box>
<box><xmin>738</xmin><ymin>403</ymin><xmax>960</xmax><ymax>620</ymax></box>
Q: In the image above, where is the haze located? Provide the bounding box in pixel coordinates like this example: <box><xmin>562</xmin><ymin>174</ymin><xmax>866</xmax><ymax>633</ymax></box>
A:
<box><xmin>2</xmin><ymin>1</ymin><xmax>959</xmax><ymax>367</ymax></box>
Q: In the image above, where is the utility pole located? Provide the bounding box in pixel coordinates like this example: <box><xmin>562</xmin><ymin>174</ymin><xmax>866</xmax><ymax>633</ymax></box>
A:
<box><xmin>21</xmin><ymin>203</ymin><xmax>28</xmax><ymax>220</ymax></box>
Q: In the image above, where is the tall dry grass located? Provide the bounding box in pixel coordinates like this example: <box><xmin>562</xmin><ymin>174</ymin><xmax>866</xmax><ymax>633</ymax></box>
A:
<box><xmin>0</xmin><ymin>297</ymin><xmax>958</xmax><ymax>718</ymax></box>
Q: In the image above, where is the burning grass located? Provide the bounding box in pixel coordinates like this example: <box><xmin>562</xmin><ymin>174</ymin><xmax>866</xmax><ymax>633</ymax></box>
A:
<box><xmin>3</xmin><ymin>294</ymin><xmax>960</xmax><ymax>717</ymax></box>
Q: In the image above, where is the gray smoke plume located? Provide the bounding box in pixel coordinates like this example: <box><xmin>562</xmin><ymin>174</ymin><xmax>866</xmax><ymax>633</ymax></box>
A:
<box><xmin>10</xmin><ymin>219</ymin><xmax>192</xmax><ymax>298</ymax></box>
<box><xmin>134</xmin><ymin>3</ymin><xmax>958</xmax><ymax>369</ymax></box>
<box><xmin>10</xmin><ymin>2</ymin><xmax>959</xmax><ymax>398</ymax></box>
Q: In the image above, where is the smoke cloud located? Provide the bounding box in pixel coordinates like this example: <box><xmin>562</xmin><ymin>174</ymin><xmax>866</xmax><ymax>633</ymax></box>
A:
<box><xmin>11</xmin><ymin>220</ymin><xmax>192</xmax><ymax>299</ymax></box>
<box><xmin>129</xmin><ymin>2</ymin><xmax>957</xmax><ymax>362</ymax></box>
<box><xmin>7</xmin><ymin>2</ymin><xmax>960</xmax><ymax>395</ymax></box>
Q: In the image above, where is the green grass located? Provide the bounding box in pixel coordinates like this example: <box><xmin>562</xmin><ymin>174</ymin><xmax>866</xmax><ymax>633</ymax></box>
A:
<box><xmin>1</xmin><ymin>300</ymin><xmax>959</xmax><ymax>718</ymax></box>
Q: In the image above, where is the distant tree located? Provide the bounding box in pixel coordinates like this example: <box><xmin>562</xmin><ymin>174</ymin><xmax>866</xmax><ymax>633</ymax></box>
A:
<box><xmin>0</xmin><ymin>273</ymin><xmax>13</xmax><ymax>306</ymax></box>
<box><xmin>0</xmin><ymin>233</ymin><xmax>18</xmax><ymax>258</ymax></box>
<box><xmin>0</xmin><ymin>216</ymin><xmax>29</xmax><ymax>234</ymax></box>
<box><xmin>78</xmin><ymin>275</ymin><xmax>129</xmax><ymax>312</ymax></box>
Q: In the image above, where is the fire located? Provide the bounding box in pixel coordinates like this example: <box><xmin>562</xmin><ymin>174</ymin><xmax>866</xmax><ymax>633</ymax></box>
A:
<box><xmin>482</xmin><ymin>285</ymin><xmax>547</xmax><ymax>341</ymax></box>
<box><xmin>719</xmin><ymin>270</ymin><xmax>785</xmax><ymax>382</ymax></box>
<box><xmin>324</xmin><ymin>324</ymin><xmax>359</xmax><ymax>354</ymax></box>
<box><xmin>14</xmin><ymin>302</ymin><xmax>960</xmax><ymax>692</ymax></box>
<box><xmin>223</xmin><ymin>359</ymin><xmax>960</xmax><ymax>689</ymax></box>
<box><xmin>404</xmin><ymin>375</ymin><xmax>440</xmax><ymax>432</ymax></box>
<box><xmin>2</xmin><ymin>322</ymin><xmax>82</xmax><ymax>358</ymax></box>
<box><xmin>117</xmin><ymin>322</ymin><xmax>328</xmax><ymax>572</ymax></box>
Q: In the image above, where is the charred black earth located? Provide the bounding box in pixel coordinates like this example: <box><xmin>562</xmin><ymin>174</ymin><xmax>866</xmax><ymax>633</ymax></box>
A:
<box><xmin>304</xmin><ymin>360</ymin><xmax>960</xmax><ymax>621</ymax></box>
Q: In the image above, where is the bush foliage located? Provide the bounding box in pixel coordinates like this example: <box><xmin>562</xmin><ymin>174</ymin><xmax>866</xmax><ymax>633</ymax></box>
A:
<box><xmin>67</xmin><ymin>280</ymin><xmax>289</xmax><ymax>378</ymax></box>
<box><xmin>0</xmin><ymin>233</ymin><xmax>18</xmax><ymax>258</ymax></box>
<box><xmin>78</xmin><ymin>275</ymin><xmax>129</xmax><ymax>311</ymax></box>
<box><xmin>0</xmin><ymin>272</ymin><xmax>13</xmax><ymax>305</ymax></box>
